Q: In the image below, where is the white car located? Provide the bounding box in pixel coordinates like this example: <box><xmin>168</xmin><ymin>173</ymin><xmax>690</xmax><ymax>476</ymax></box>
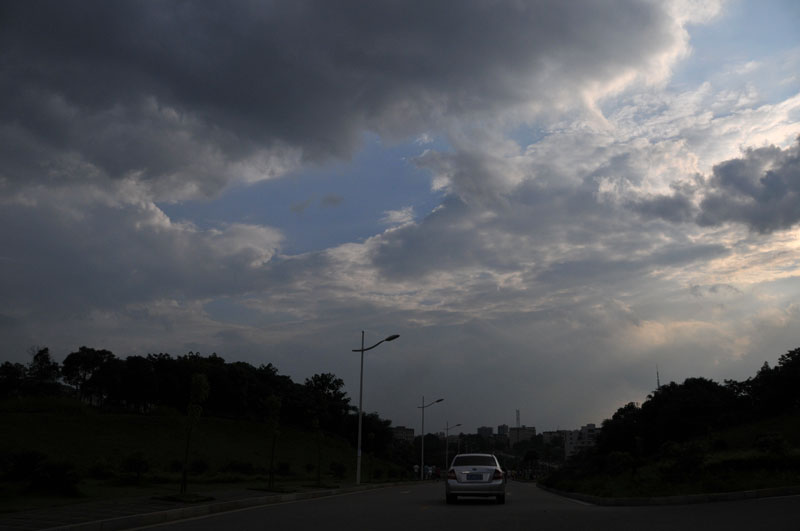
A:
<box><xmin>445</xmin><ymin>453</ymin><xmax>506</xmax><ymax>504</ymax></box>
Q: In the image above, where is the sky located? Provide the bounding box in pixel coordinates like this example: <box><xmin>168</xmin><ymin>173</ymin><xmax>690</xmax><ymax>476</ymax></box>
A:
<box><xmin>2</xmin><ymin>0</ymin><xmax>799</xmax><ymax>435</ymax></box>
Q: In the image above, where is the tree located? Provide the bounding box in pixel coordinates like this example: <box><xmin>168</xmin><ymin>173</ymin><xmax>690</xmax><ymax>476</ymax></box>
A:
<box><xmin>61</xmin><ymin>347</ymin><xmax>115</xmax><ymax>403</ymax></box>
<box><xmin>120</xmin><ymin>355</ymin><xmax>156</xmax><ymax>412</ymax></box>
<box><xmin>304</xmin><ymin>373</ymin><xmax>351</xmax><ymax>433</ymax></box>
<box><xmin>180</xmin><ymin>373</ymin><xmax>210</xmax><ymax>495</ymax></box>
<box><xmin>598</xmin><ymin>402</ymin><xmax>641</xmax><ymax>455</ymax></box>
<box><xmin>0</xmin><ymin>361</ymin><xmax>26</xmax><ymax>399</ymax></box>
<box><xmin>91</xmin><ymin>356</ymin><xmax>125</xmax><ymax>407</ymax></box>
<box><xmin>261</xmin><ymin>394</ymin><xmax>282</xmax><ymax>490</ymax></box>
<box><xmin>26</xmin><ymin>347</ymin><xmax>60</xmax><ymax>394</ymax></box>
<box><xmin>771</xmin><ymin>347</ymin><xmax>800</xmax><ymax>411</ymax></box>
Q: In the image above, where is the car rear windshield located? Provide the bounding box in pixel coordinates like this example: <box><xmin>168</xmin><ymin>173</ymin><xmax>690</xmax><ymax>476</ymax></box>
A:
<box><xmin>452</xmin><ymin>455</ymin><xmax>497</xmax><ymax>467</ymax></box>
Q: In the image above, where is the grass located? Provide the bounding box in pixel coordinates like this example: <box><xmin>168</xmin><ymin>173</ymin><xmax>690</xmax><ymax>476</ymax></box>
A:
<box><xmin>0</xmin><ymin>397</ymin><xmax>410</xmax><ymax>513</ymax></box>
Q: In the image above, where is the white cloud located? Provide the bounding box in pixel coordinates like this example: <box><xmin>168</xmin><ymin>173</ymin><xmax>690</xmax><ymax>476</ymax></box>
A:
<box><xmin>380</xmin><ymin>207</ymin><xmax>415</xmax><ymax>226</ymax></box>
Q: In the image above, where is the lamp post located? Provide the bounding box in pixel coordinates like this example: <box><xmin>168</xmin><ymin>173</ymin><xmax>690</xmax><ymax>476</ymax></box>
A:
<box><xmin>443</xmin><ymin>421</ymin><xmax>461</xmax><ymax>471</ymax></box>
<box><xmin>352</xmin><ymin>331</ymin><xmax>399</xmax><ymax>485</ymax></box>
<box><xmin>418</xmin><ymin>396</ymin><xmax>443</xmax><ymax>480</ymax></box>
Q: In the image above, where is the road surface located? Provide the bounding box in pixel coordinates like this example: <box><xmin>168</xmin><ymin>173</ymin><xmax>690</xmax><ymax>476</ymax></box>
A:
<box><xmin>140</xmin><ymin>481</ymin><xmax>800</xmax><ymax>531</ymax></box>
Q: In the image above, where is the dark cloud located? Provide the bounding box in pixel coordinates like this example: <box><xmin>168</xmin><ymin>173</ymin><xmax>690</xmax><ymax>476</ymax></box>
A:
<box><xmin>628</xmin><ymin>192</ymin><xmax>696</xmax><ymax>223</ymax></box>
<box><xmin>697</xmin><ymin>139</ymin><xmax>800</xmax><ymax>233</ymax></box>
<box><xmin>624</xmin><ymin>139</ymin><xmax>800</xmax><ymax>233</ymax></box>
<box><xmin>0</xmin><ymin>198</ymin><xmax>282</xmax><ymax>317</ymax></box>
<box><xmin>1</xmin><ymin>0</ymin><xmax>678</xmax><ymax>197</ymax></box>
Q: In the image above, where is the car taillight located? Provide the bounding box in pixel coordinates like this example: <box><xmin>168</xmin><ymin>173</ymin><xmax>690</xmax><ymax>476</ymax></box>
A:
<box><xmin>447</xmin><ymin>469</ymin><xmax>456</xmax><ymax>480</ymax></box>
<box><xmin>493</xmin><ymin>469</ymin><xmax>504</xmax><ymax>480</ymax></box>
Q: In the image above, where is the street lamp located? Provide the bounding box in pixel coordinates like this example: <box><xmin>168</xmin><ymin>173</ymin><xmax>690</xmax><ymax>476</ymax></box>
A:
<box><xmin>352</xmin><ymin>331</ymin><xmax>399</xmax><ymax>485</ymax></box>
<box><xmin>443</xmin><ymin>421</ymin><xmax>462</xmax><ymax>471</ymax></box>
<box><xmin>418</xmin><ymin>396</ymin><xmax>443</xmax><ymax>480</ymax></box>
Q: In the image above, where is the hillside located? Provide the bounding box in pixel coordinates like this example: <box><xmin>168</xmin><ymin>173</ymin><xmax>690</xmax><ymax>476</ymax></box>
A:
<box><xmin>0</xmin><ymin>397</ymin><xmax>409</xmax><ymax>512</ymax></box>
<box><xmin>542</xmin><ymin>410</ymin><xmax>800</xmax><ymax>498</ymax></box>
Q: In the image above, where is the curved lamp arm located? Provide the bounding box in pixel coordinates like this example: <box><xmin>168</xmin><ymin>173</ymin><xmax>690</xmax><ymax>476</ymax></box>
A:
<box><xmin>352</xmin><ymin>334</ymin><xmax>400</xmax><ymax>353</ymax></box>
<box><xmin>418</xmin><ymin>398</ymin><xmax>444</xmax><ymax>409</ymax></box>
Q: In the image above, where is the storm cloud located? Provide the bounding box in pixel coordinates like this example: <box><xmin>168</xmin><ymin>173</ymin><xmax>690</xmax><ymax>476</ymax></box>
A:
<box><xmin>627</xmin><ymin>138</ymin><xmax>800</xmax><ymax>233</ymax></box>
<box><xmin>2</xmin><ymin>0</ymin><xmax>683</xmax><ymax>199</ymax></box>
<box><xmin>2</xmin><ymin>1</ymin><xmax>799</xmax><ymax>432</ymax></box>
<box><xmin>697</xmin><ymin>139</ymin><xmax>800</xmax><ymax>233</ymax></box>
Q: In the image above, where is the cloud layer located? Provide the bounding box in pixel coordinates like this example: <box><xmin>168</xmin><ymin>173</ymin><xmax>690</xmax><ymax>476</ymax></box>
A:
<box><xmin>2</xmin><ymin>1</ymin><xmax>799</xmax><ymax>430</ymax></box>
<box><xmin>2</xmin><ymin>0</ymin><xmax>692</xmax><ymax>197</ymax></box>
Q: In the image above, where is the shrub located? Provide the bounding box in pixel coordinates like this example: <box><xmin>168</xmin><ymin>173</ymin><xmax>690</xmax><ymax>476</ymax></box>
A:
<box><xmin>121</xmin><ymin>452</ymin><xmax>149</xmax><ymax>483</ymax></box>
<box><xmin>604</xmin><ymin>451</ymin><xmax>635</xmax><ymax>475</ymax></box>
<box><xmin>276</xmin><ymin>462</ymin><xmax>291</xmax><ymax>476</ymax></box>
<box><xmin>710</xmin><ymin>438</ymin><xmax>729</xmax><ymax>452</ymax></box>
<box><xmin>753</xmin><ymin>433</ymin><xmax>789</xmax><ymax>456</ymax></box>
<box><xmin>189</xmin><ymin>459</ymin><xmax>209</xmax><ymax>476</ymax></box>
<box><xmin>661</xmin><ymin>441</ymin><xmax>707</xmax><ymax>483</ymax></box>
<box><xmin>328</xmin><ymin>461</ymin><xmax>346</xmax><ymax>479</ymax></box>
<box><xmin>5</xmin><ymin>451</ymin><xmax>47</xmax><ymax>481</ymax></box>
<box><xmin>88</xmin><ymin>458</ymin><xmax>114</xmax><ymax>479</ymax></box>
<box><xmin>148</xmin><ymin>406</ymin><xmax>181</xmax><ymax>417</ymax></box>
<box><xmin>222</xmin><ymin>460</ymin><xmax>256</xmax><ymax>475</ymax></box>
<box><xmin>29</xmin><ymin>460</ymin><xmax>81</xmax><ymax>496</ymax></box>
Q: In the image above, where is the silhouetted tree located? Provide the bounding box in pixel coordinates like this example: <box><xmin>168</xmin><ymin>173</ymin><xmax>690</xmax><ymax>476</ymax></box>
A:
<box><xmin>62</xmin><ymin>347</ymin><xmax>115</xmax><ymax>403</ymax></box>
<box><xmin>598</xmin><ymin>402</ymin><xmax>642</xmax><ymax>455</ymax></box>
<box><xmin>344</xmin><ymin>411</ymin><xmax>393</xmax><ymax>458</ymax></box>
<box><xmin>26</xmin><ymin>347</ymin><xmax>61</xmax><ymax>395</ymax></box>
<box><xmin>91</xmin><ymin>356</ymin><xmax>125</xmax><ymax>407</ymax></box>
<box><xmin>0</xmin><ymin>361</ymin><xmax>26</xmax><ymax>398</ymax></box>
<box><xmin>180</xmin><ymin>373</ymin><xmax>210</xmax><ymax>495</ymax></box>
<box><xmin>304</xmin><ymin>373</ymin><xmax>351</xmax><ymax>434</ymax></box>
<box><xmin>640</xmin><ymin>377</ymin><xmax>740</xmax><ymax>453</ymax></box>
<box><xmin>261</xmin><ymin>394</ymin><xmax>281</xmax><ymax>489</ymax></box>
<box><xmin>745</xmin><ymin>348</ymin><xmax>800</xmax><ymax>415</ymax></box>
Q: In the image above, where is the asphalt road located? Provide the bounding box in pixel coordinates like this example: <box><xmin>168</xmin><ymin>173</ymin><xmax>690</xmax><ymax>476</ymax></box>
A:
<box><xmin>140</xmin><ymin>481</ymin><xmax>800</xmax><ymax>531</ymax></box>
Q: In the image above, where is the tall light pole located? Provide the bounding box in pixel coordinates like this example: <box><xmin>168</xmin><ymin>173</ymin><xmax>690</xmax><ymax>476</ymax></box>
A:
<box><xmin>418</xmin><ymin>396</ymin><xmax>443</xmax><ymax>480</ymax></box>
<box><xmin>352</xmin><ymin>331</ymin><xmax>399</xmax><ymax>485</ymax></box>
<box><xmin>443</xmin><ymin>421</ymin><xmax>461</xmax><ymax>471</ymax></box>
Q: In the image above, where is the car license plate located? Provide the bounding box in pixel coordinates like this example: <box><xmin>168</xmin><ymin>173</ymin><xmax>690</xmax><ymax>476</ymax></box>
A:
<box><xmin>467</xmin><ymin>473</ymin><xmax>482</xmax><ymax>480</ymax></box>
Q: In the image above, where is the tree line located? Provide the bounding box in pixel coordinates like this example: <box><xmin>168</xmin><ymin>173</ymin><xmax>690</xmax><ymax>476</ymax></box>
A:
<box><xmin>0</xmin><ymin>346</ymin><xmax>397</xmax><ymax>459</ymax></box>
<box><xmin>597</xmin><ymin>346</ymin><xmax>800</xmax><ymax>458</ymax></box>
<box><xmin>538</xmin><ymin>347</ymin><xmax>800</xmax><ymax>495</ymax></box>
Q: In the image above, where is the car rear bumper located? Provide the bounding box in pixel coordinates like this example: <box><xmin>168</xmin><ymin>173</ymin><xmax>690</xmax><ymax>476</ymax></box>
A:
<box><xmin>445</xmin><ymin>479</ymin><xmax>505</xmax><ymax>497</ymax></box>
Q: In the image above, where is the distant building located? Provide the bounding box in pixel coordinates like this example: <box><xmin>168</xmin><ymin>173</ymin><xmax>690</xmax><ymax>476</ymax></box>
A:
<box><xmin>564</xmin><ymin>423</ymin><xmax>598</xmax><ymax>458</ymax></box>
<box><xmin>477</xmin><ymin>426</ymin><xmax>494</xmax><ymax>439</ymax></box>
<box><xmin>509</xmin><ymin>425</ymin><xmax>536</xmax><ymax>445</ymax></box>
<box><xmin>541</xmin><ymin>430</ymin><xmax>568</xmax><ymax>445</ymax></box>
<box><xmin>392</xmin><ymin>426</ymin><xmax>415</xmax><ymax>443</ymax></box>
<box><xmin>494</xmin><ymin>433</ymin><xmax>510</xmax><ymax>449</ymax></box>
<box><xmin>497</xmin><ymin>424</ymin><xmax>509</xmax><ymax>436</ymax></box>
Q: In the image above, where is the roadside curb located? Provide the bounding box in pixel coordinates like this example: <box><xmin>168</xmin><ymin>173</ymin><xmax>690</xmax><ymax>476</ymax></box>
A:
<box><xmin>47</xmin><ymin>482</ymin><xmax>412</xmax><ymax>531</ymax></box>
<box><xmin>536</xmin><ymin>483</ymin><xmax>800</xmax><ymax>506</ymax></box>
